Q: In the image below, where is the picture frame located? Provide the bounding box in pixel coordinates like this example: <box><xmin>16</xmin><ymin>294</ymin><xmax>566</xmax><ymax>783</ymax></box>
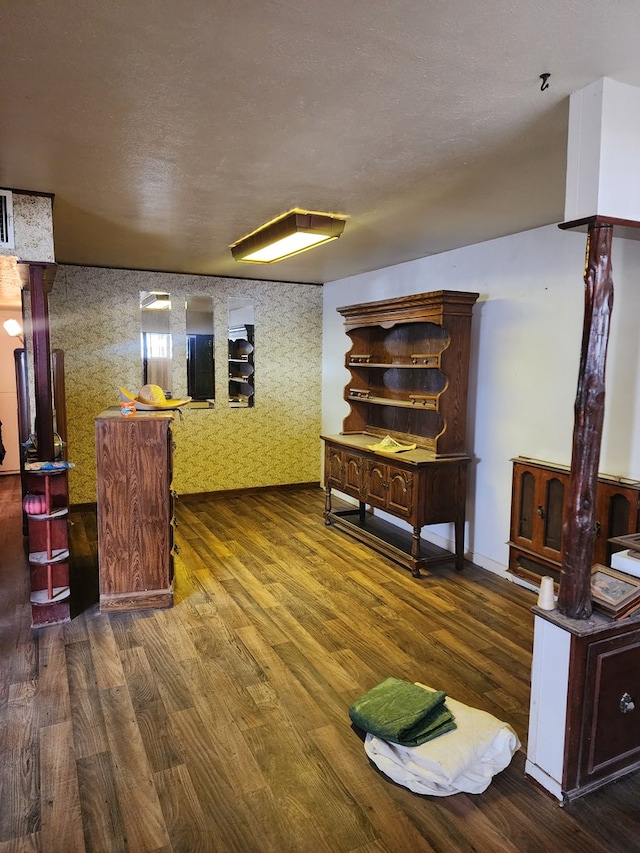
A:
<box><xmin>590</xmin><ymin>564</ymin><xmax>640</xmax><ymax>618</ymax></box>
<box><xmin>607</xmin><ymin>532</ymin><xmax>640</xmax><ymax>552</ymax></box>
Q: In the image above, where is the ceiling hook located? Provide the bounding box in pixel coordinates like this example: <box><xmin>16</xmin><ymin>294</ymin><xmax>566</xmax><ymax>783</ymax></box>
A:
<box><xmin>539</xmin><ymin>73</ymin><xmax>551</xmax><ymax>92</ymax></box>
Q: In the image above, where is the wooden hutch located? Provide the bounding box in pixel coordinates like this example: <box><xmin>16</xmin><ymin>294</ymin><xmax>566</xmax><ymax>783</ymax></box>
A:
<box><xmin>322</xmin><ymin>290</ymin><xmax>478</xmax><ymax>576</ymax></box>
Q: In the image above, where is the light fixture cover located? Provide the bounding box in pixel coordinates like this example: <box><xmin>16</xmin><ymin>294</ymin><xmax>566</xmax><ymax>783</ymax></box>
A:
<box><xmin>230</xmin><ymin>209</ymin><xmax>346</xmax><ymax>264</ymax></box>
<box><xmin>3</xmin><ymin>317</ymin><xmax>22</xmax><ymax>337</ymax></box>
<box><xmin>141</xmin><ymin>292</ymin><xmax>171</xmax><ymax>310</ymax></box>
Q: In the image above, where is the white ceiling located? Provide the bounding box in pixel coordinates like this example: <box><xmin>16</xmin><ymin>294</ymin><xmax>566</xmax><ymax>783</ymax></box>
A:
<box><xmin>3</xmin><ymin>1</ymin><xmax>640</xmax><ymax>286</ymax></box>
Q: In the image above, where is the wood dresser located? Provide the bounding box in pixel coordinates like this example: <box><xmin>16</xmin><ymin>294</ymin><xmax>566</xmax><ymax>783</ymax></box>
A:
<box><xmin>529</xmin><ymin>605</ymin><xmax>640</xmax><ymax>799</ymax></box>
<box><xmin>322</xmin><ymin>290</ymin><xmax>478</xmax><ymax>576</ymax></box>
<box><xmin>95</xmin><ymin>409</ymin><xmax>175</xmax><ymax>611</ymax></box>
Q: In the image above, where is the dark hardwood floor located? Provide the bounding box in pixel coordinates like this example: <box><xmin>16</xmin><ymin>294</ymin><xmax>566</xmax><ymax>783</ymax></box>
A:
<box><xmin>1</xmin><ymin>473</ymin><xmax>639</xmax><ymax>852</ymax></box>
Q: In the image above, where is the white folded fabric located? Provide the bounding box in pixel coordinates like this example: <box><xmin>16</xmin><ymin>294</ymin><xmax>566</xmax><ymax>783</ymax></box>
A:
<box><xmin>364</xmin><ymin>684</ymin><xmax>520</xmax><ymax>796</ymax></box>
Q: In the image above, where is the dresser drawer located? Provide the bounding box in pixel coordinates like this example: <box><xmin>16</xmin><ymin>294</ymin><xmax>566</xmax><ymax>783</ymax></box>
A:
<box><xmin>579</xmin><ymin>630</ymin><xmax>640</xmax><ymax>783</ymax></box>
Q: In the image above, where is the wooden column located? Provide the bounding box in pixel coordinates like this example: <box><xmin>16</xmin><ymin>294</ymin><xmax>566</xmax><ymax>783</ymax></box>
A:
<box><xmin>558</xmin><ymin>222</ymin><xmax>614</xmax><ymax>618</ymax></box>
<box><xmin>52</xmin><ymin>349</ymin><xmax>68</xmax><ymax>458</ymax></box>
<box><xmin>18</xmin><ymin>261</ymin><xmax>58</xmax><ymax>462</ymax></box>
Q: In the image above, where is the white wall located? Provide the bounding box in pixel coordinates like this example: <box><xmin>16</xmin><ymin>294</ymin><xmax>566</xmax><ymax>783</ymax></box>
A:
<box><xmin>322</xmin><ymin>223</ymin><xmax>640</xmax><ymax>577</ymax></box>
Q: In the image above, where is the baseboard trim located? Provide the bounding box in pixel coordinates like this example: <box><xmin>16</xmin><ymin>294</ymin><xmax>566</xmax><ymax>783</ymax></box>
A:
<box><xmin>70</xmin><ymin>501</ymin><xmax>98</xmax><ymax>513</ymax></box>
<box><xmin>70</xmin><ymin>482</ymin><xmax>322</xmax><ymax>513</ymax></box>
<box><xmin>180</xmin><ymin>481</ymin><xmax>321</xmax><ymax>501</ymax></box>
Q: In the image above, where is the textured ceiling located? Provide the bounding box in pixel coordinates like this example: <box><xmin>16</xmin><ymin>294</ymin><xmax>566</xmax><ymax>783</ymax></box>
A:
<box><xmin>3</xmin><ymin>1</ymin><xmax>640</xmax><ymax>286</ymax></box>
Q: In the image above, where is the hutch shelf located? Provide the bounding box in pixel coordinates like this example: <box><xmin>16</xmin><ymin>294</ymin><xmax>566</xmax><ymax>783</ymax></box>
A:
<box><xmin>228</xmin><ymin>329</ymin><xmax>255</xmax><ymax>407</ymax></box>
<box><xmin>322</xmin><ymin>290</ymin><xmax>478</xmax><ymax>576</ymax></box>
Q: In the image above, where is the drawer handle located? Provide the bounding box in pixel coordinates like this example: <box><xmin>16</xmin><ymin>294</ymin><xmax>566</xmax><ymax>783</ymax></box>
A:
<box><xmin>620</xmin><ymin>692</ymin><xmax>635</xmax><ymax>714</ymax></box>
<box><xmin>536</xmin><ymin>505</ymin><xmax>545</xmax><ymax>519</ymax></box>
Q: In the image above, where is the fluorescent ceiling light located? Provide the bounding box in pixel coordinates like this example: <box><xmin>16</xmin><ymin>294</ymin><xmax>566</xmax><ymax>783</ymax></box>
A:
<box><xmin>230</xmin><ymin>209</ymin><xmax>346</xmax><ymax>264</ymax></box>
<box><xmin>141</xmin><ymin>292</ymin><xmax>171</xmax><ymax>310</ymax></box>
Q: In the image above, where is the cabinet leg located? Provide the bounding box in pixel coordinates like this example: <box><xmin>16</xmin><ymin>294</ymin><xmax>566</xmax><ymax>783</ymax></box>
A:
<box><xmin>324</xmin><ymin>487</ymin><xmax>332</xmax><ymax>525</ymax></box>
<box><xmin>455</xmin><ymin>516</ymin><xmax>465</xmax><ymax>570</ymax></box>
<box><xmin>359</xmin><ymin>501</ymin><xmax>366</xmax><ymax>523</ymax></box>
<box><xmin>411</xmin><ymin>527</ymin><xmax>422</xmax><ymax>577</ymax></box>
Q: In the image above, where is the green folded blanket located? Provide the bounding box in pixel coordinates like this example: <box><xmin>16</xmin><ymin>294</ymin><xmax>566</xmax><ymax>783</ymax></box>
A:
<box><xmin>349</xmin><ymin>677</ymin><xmax>456</xmax><ymax>747</ymax></box>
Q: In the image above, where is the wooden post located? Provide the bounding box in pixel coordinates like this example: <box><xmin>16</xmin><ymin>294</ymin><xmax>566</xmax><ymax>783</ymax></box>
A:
<box><xmin>18</xmin><ymin>262</ymin><xmax>58</xmax><ymax>462</ymax></box>
<box><xmin>52</xmin><ymin>349</ymin><xmax>68</xmax><ymax>459</ymax></box>
<box><xmin>558</xmin><ymin>222</ymin><xmax>614</xmax><ymax>619</ymax></box>
<box><xmin>29</xmin><ymin>264</ymin><xmax>55</xmax><ymax>462</ymax></box>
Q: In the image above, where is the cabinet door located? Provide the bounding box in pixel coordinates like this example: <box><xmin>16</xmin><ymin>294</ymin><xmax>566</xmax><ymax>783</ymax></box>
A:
<box><xmin>365</xmin><ymin>460</ymin><xmax>388</xmax><ymax>509</ymax></box>
<box><xmin>511</xmin><ymin>462</ymin><xmax>565</xmax><ymax>561</ymax></box>
<box><xmin>540</xmin><ymin>473</ymin><xmax>565</xmax><ymax>560</ymax></box>
<box><xmin>343</xmin><ymin>452</ymin><xmax>364</xmax><ymax>499</ymax></box>
<box><xmin>511</xmin><ymin>464</ymin><xmax>538</xmax><ymax>549</ymax></box>
<box><xmin>578</xmin><ymin>630</ymin><xmax>640</xmax><ymax>786</ymax></box>
<box><xmin>363</xmin><ymin>460</ymin><xmax>414</xmax><ymax>519</ymax></box>
<box><xmin>594</xmin><ymin>483</ymin><xmax>640</xmax><ymax>566</ymax></box>
<box><xmin>325</xmin><ymin>445</ymin><xmax>344</xmax><ymax>490</ymax></box>
<box><xmin>387</xmin><ymin>466</ymin><xmax>414</xmax><ymax>519</ymax></box>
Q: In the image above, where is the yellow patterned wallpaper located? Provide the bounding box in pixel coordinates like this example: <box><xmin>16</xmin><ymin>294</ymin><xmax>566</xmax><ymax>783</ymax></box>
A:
<box><xmin>48</xmin><ymin>266</ymin><xmax>323</xmax><ymax>504</ymax></box>
<box><xmin>0</xmin><ymin>192</ymin><xmax>55</xmax><ymax>262</ymax></box>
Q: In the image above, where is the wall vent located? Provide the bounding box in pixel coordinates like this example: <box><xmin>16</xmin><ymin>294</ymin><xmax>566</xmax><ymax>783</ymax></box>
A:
<box><xmin>0</xmin><ymin>190</ymin><xmax>15</xmax><ymax>249</ymax></box>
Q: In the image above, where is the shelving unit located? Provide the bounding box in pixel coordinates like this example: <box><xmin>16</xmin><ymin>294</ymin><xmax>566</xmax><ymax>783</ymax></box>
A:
<box><xmin>228</xmin><ymin>333</ymin><xmax>255</xmax><ymax>407</ymax></box>
<box><xmin>338</xmin><ymin>291</ymin><xmax>476</xmax><ymax>456</ymax></box>
<box><xmin>323</xmin><ymin>290</ymin><xmax>479</xmax><ymax>576</ymax></box>
<box><xmin>24</xmin><ymin>466</ymin><xmax>71</xmax><ymax>626</ymax></box>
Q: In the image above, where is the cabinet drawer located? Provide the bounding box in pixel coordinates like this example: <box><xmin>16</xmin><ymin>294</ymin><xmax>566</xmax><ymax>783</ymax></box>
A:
<box><xmin>508</xmin><ymin>547</ymin><xmax>561</xmax><ymax>587</ymax></box>
<box><xmin>580</xmin><ymin>631</ymin><xmax>640</xmax><ymax>783</ymax></box>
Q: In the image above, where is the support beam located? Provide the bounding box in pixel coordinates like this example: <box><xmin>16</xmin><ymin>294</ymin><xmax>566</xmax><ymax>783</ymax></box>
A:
<box><xmin>558</xmin><ymin>222</ymin><xmax>613</xmax><ymax>618</ymax></box>
<box><xmin>18</xmin><ymin>261</ymin><xmax>58</xmax><ymax>462</ymax></box>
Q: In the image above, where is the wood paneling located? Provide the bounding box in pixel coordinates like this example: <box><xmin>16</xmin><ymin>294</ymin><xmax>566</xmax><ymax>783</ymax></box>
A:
<box><xmin>95</xmin><ymin>412</ymin><xmax>174</xmax><ymax>611</ymax></box>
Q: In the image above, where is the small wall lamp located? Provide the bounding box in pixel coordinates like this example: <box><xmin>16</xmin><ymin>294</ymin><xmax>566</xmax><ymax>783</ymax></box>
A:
<box><xmin>3</xmin><ymin>317</ymin><xmax>23</xmax><ymax>343</ymax></box>
<box><xmin>230</xmin><ymin>208</ymin><xmax>346</xmax><ymax>264</ymax></box>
